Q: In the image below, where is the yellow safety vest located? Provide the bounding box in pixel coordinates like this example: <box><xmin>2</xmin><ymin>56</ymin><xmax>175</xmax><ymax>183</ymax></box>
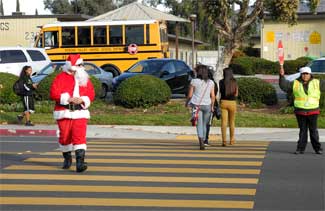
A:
<box><xmin>293</xmin><ymin>79</ymin><xmax>320</xmax><ymax>109</ymax></box>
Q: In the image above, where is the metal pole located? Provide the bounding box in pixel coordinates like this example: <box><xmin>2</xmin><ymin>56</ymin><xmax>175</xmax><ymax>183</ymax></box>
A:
<box><xmin>189</xmin><ymin>14</ymin><xmax>196</xmax><ymax>69</ymax></box>
<box><xmin>175</xmin><ymin>22</ymin><xmax>179</xmax><ymax>60</ymax></box>
<box><xmin>192</xmin><ymin>19</ymin><xmax>195</xmax><ymax>69</ymax></box>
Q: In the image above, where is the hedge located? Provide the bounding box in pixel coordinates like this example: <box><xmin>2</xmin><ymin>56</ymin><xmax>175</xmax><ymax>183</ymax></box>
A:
<box><xmin>0</xmin><ymin>73</ymin><xmax>21</xmax><ymax>104</ymax></box>
<box><xmin>230</xmin><ymin>56</ymin><xmax>312</xmax><ymax>75</ymax></box>
<box><xmin>237</xmin><ymin>77</ymin><xmax>278</xmax><ymax>106</ymax></box>
<box><xmin>35</xmin><ymin>71</ymin><xmax>102</xmax><ymax>101</ymax></box>
<box><xmin>113</xmin><ymin>75</ymin><xmax>171</xmax><ymax>108</ymax></box>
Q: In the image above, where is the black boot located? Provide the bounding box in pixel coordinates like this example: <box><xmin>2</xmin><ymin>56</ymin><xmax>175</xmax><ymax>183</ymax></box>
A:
<box><xmin>75</xmin><ymin>149</ymin><xmax>88</xmax><ymax>173</ymax></box>
<box><xmin>62</xmin><ymin>151</ymin><xmax>72</xmax><ymax>169</ymax></box>
<box><xmin>199</xmin><ymin>138</ymin><xmax>205</xmax><ymax>150</ymax></box>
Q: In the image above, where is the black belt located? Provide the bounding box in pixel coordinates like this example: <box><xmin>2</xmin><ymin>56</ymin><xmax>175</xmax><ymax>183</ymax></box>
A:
<box><xmin>58</xmin><ymin>104</ymin><xmax>83</xmax><ymax>111</ymax></box>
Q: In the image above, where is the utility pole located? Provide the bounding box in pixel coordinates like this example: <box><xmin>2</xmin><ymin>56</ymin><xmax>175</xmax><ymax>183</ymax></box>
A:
<box><xmin>189</xmin><ymin>14</ymin><xmax>197</xmax><ymax>69</ymax></box>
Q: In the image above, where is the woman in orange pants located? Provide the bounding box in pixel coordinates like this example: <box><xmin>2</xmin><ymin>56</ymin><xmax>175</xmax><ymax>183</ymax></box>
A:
<box><xmin>219</xmin><ymin>68</ymin><xmax>238</xmax><ymax>146</ymax></box>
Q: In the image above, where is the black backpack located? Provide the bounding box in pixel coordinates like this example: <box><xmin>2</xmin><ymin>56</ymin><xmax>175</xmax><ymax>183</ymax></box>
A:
<box><xmin>13</xmin><ymin>79</ymin><xmax>24</xmax><ymax>96</ymax></box>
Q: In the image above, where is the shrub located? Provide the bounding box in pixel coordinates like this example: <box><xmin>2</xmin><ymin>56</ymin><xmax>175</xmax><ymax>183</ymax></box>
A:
<box><xmin>230</xmin><ymin>57</ymin><xmax>255</xmax><ymax>75</ymax></box>
<box><xmin>237</xmin><ymin>77</ymin><xmax>278</xmax><ymax>106</ymax></box>
<box><xmin>254</xmin><ymin>57</ymin><xmax>279</xmax><ymax>74</ymax></box>
<box><xmin>283</xmin><ymin>57</ymin><xmax>311</xmax><ymax>74</ymax></box>
<box><xmin>113</xmin><ymin>75</ymin><xmax>171</xmax><ymax>108</ymax></box>
<box><xmin>0</xmin><ymin>73</ymin><xmax>21</xmax><ymax>104</ymax></box>
<box><xmin>35</xmin><ymin>71</ymin><xmax>102</xmax><ymax>101</ymax></box>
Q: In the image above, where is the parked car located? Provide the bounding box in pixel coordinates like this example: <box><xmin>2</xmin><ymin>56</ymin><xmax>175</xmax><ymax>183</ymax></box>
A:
<box><xmin>285</xmin><ymin>57</ymin><xmax>325</xmax><ymax>81</ymax></box>
<box><xmin>31</xmin><ymin>62</ymin><xmax>113</xmax><ymax>98</ymax></box>
<box><xmin>112</xmin><ymin>59</ymin><xmax>194</xmax><ymax>94</ymax></box>
<box><xmin>0</xmin><ymin>47</ymin><xmax>51</xmax><ymax>76</ymax></box>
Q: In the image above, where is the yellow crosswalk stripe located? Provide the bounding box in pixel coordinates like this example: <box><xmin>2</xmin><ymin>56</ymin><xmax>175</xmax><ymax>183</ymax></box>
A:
<box><xmin>5</xmin><ymin>165</ymin><xmax>261</xmax><ymax>174</ymax></box>
<box><xmin>0</xmin><ymin>197</ymin><xmax>254</xmax><ymax>209</ymax></box>
<box><xmin>88</xmin><ymin>148</ymin><xmax>266</xmax><ymax>154</ymax></box>
<box><xmin>0</xmin><ymin>173</ymin><xmax>259</xmax><ymax>184</ymax></box>
<box><xmin>24</xmin><ymin>157</ymin><xmax>263</xmax><ymax>166</ymax></box>
<box><xmin>88</xmin><ymin>144</ymin><xmax>268</xmax><ymax>150</ymax></box>
<box><xmin>42</xmin><ymin>151</ymin><xmax>265</xmax><ymax>158</ymax></box>
<box><xmin>89</xmin><ymin>141</ymin><xmax>269</xmax><ymax>147</ymax></box>
<box><xmin>176</xmin><ymin>135</ymin><xmax>221</xmax><ymax>141</ymax></box>
<box><xmin>1</xmin><ymin>184</ymin><xmax>256</xmax><ymax>195</ymax></box>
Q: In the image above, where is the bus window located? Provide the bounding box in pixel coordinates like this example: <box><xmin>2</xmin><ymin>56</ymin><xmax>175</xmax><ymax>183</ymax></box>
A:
<box><xmin>126</xmin><ymin>25</ymin><xmax>144</xmax><ymax>45</ymax></box>
<box><xmin>94</xmin><ymin>26</ymin><xmax>107</xmax><ymax>45</ymax></box>
<box><xmin>160</xmin><ymin>27</ymin><xmax>168</xmax><ymax>43</ymax></box>
<box><xmin>78</xmin><ymin>26</ymin><xmax>91</xmax><ymax>46</ymax></box>
<box><xmin>109</xmin><ymin>25</ymin><xmax>122</xmax><ymax>45</ymax></box>
<box><xmin>62</xmin><ymin>27</ymin><xmax>75</xmax><ymax>46</ymax></box>
<box><xmin>44</xmin><ymin>31</ymin><xmax>58</xmax><ymax>48</ymax></box>
<box><xmin>35</xmin><ymin>34</ymin><xmax>43</xmax><ymax>48</ymax></box>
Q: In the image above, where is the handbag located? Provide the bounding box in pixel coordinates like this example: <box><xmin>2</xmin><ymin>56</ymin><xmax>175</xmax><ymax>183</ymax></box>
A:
<box><xmin>214</xmin><ymin>103</ymin><xmax>221</xmax><ymax>120</ymax></box>
<box><xmin>189</xmin><ymin>82</ymin><xmax>209</xmax><ymax>126</ymax></box>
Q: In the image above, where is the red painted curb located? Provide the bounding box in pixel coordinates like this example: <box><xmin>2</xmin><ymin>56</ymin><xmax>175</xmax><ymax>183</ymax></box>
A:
<box><xmin>0</xmin><ymin>129</ymin><xmax>56</xmax><ymax>136</ymax></box>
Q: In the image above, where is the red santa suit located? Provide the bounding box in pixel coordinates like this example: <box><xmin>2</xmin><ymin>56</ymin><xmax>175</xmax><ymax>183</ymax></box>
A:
<box><xmin>50</xmin><ymin>55</ymin><xmax>95</xmax><ymax>153</ymax></box>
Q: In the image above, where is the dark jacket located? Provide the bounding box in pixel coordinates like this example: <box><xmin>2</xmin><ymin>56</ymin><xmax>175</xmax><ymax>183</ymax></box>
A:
<box><xmin>279</xmin><ymin>75</ymin><xmax>325</xmax><ymax>112</ymax></box>
<box><xmin>21</xmin><ymin>75</ymin><xmax>35</xmax><ymax>96</ymax></box>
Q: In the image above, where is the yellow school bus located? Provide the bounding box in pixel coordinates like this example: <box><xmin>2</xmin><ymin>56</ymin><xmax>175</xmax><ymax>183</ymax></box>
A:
<box><xmin>34</xmin><ymin>20</ymin><xmax>169</xmax><ymax>76</ymax></box>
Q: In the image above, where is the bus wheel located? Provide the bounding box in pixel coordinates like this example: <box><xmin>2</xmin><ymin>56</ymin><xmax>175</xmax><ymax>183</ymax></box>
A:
<box><xmin>100</xmin><ymin>84</ymin><xmax>108</xmax><ymax>99</ymax></box>
<box><xmin>103</xmin><ymin>65</ymin><xmax>120</xmax><ymax>77</ymax></box>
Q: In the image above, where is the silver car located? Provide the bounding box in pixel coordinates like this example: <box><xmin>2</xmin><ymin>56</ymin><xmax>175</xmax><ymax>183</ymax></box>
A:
<box><xmin>32</xmin><ymin>62</ymin><xmax>113</xmax><ymax>98</ymax></box>
<box><xmin>285</xmin><ymin>57</ymin><xmax>325</xmax><ymax>81</ymax></box>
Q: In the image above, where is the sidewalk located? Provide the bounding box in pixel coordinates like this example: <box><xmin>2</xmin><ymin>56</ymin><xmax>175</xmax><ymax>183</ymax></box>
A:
<box><xmin>1</xmin><ymin>124</ymin><xmax>325</xmax><ymax>142</ymax></box>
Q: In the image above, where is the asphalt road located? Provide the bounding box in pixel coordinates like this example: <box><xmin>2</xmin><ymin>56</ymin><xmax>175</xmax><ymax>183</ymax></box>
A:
<box><xmin>0</xmin><ymin>136</ymin><xmax>324</xmax><ymax>211</ymax></box>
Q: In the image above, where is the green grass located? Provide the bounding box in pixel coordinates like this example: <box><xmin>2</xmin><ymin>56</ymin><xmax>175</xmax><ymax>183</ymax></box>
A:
<box><xmin>1</xmin><ymin>99</ymin><xmax>324</xmax><ymax>128</ymax></box>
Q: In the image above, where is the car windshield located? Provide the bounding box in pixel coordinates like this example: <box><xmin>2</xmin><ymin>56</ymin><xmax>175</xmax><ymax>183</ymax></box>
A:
<box><xmin>38</xmin><ymin>63</ymin><xmax>64</xmax><ymax>75</ymax></box>
<box><xmin>128</xmin><ymin>60</ymin><xmax>167</xmax><ymax>73</ymax></box>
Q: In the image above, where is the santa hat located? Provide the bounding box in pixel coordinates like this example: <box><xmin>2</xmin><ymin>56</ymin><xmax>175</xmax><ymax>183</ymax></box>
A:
<box><xmin>64</xmin><ymin>54</ymin><xmax>83</xmax><ymax>72</ymax></box>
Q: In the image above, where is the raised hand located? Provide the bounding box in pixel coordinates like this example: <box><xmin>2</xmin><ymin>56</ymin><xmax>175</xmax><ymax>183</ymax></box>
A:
<box><xmin>279</xmin><ymin>65</ymin><xmax>285</xmax><ymax>76</ymax></box>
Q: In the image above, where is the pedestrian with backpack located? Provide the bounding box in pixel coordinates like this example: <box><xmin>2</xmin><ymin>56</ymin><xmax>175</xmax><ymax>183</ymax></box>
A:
<box><xmin>16</xmin><ymin>66</ymin><xmax>37</xmax><ymax>126</ymax></box>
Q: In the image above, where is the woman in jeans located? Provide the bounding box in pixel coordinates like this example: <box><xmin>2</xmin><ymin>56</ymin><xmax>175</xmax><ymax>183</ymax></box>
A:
<box><xmin>219</xmin><ymin>67</ymin><xmax>238</xmax><ymax>146</ymax></box>
<box><xmin>185</xmin><ymin>65</ymin><xmax>215</xmax><ymax>150</ymax></box>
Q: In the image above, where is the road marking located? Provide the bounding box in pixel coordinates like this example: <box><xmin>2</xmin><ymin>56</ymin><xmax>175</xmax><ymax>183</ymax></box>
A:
<box><xmin>89</xmin><ymin>141</ymin><xmax>269</xmax><ymax>147</ymax></box>
<box><xmin>88</xmin><ymin>144</ymin><xmax>268</xmax><ymax>150</ymax></box>
<box><xmin>5</xmin><ymin>165</ymin><xmax>261</xmax><ymax>175</ymax></box>
<box><xmin>88</xmin><ymin>148</ymin><xmax>266</xmax><ymax>154</ymax></box>
<box><xmin>0</xmin><ymin>173</ymin><xmax>258</xmax><ymax>184</ymax></box>
<box><xmin>42</xmin><ymin>151</ymin><xmax>265</xmax><ymax>158</ymax></box>
<box><xmin>176</xmin><ymin>135</ymin><xmax>221</xmax><ymax>141</ymax></box>
<box><xmin>0</xmin><ymin>197</ymin><xmax>254</xmax><ymax>209</ymax></box>
<box><xmin>1</xmin><ymin>184</ymin><xmax>256</xmax><ymax>195</ymax></box>
<box><xmin>24</xmin><ymin>157</ymin><xmax>263</xmax><ymax>166</ymax></box>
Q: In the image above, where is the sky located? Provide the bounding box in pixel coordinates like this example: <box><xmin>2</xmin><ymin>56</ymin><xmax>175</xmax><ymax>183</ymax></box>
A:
<box><xmin>2</xmin><ymin>0</ymin><xmax>52</xmax><ymax>15</ymax></box>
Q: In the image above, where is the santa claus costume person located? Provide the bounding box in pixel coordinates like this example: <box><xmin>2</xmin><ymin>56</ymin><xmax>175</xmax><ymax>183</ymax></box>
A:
<box><xmin>50</xmin><ymin>54</ymin><xmax>95</xmax><ymax>172</ymax></box>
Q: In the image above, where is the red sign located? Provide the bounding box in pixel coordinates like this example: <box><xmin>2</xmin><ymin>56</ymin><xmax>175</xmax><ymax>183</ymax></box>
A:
<box><xmin>128</xmin><ymin>44</ymin><xmax>138</xmax><ymax>55</ymax></box>
<box><xmin>278</xmin><ymin>40</ymin><xmax>284</xmax><ymax>65</ymax></box>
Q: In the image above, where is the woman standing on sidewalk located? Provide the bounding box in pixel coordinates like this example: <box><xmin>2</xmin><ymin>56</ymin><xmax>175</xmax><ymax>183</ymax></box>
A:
<box><xmin>219</xmin><ymin>67</ymin><xmax>238</xmax><ymax>146</ymax></box>
<box><xmin>17</xmin><ymin>66</ymin><xmax>37</xmax><ymax>126</ymax></box>
<box><xmin>185</xmin><ymin>64</ymin><xmax>215</xmax><ymax>150</ymax></box>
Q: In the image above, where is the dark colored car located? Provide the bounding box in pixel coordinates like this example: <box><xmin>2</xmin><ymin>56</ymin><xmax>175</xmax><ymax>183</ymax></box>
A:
<box><xmin>112</xmin><ymin>59</ymin><xmax>193</xmax><ymax>94</ymax></box>
<box><xmin>31</xmin><ymin>62</ymin><xmax>113</xmax><ymax>98</ymax></box>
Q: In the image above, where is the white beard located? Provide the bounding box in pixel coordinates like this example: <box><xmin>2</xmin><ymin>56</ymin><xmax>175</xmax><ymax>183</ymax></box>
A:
<box><xmin>74</xmin><ymin>67</ymin><xmax>89</xmax><ymax>87</ymax></box>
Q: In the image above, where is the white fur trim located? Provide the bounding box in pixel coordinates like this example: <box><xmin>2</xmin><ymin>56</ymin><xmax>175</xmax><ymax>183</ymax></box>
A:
<box><xmin>59</xmin><ymin>144</ymin><xmax>73</xmax><ymax>152</ymax></box>
<box><xmin>76</xmin><ymin>58</ymin><xmax>83</xmax><ymax>65</ymax></box>
<box><xmin>56</xmin><ymin>130</ymin><xmax>60</xmax><ymax>137</ymax></box>
<box><xmin>60</xmin><ymin>93</ymin><xmax>70</xmax><ymax>105</ymax></box>
<box><xmin>73</xmin><ymin>79</ymin><xmax>80</xmax><ymax>97</ymax></box>
<box><xmin>73</xmin><ymin>144</ymin><xmax>87</xmax><ymax>151</ymax></box>
<box><xmin>80</xmin><ymin>96</ymin><xmax>91</xmax><ymax>109</ymax></box>
<box><xmin>53</xmin><ymin>109</ymin><xmax>90</xmax><ymax>120</ymax></box>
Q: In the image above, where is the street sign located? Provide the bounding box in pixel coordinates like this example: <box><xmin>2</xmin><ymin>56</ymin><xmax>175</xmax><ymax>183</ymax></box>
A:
<box><xmin>278</xmin><ymin>40</ymin><xmax>284</xmax><ymax>66</ymax></box>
